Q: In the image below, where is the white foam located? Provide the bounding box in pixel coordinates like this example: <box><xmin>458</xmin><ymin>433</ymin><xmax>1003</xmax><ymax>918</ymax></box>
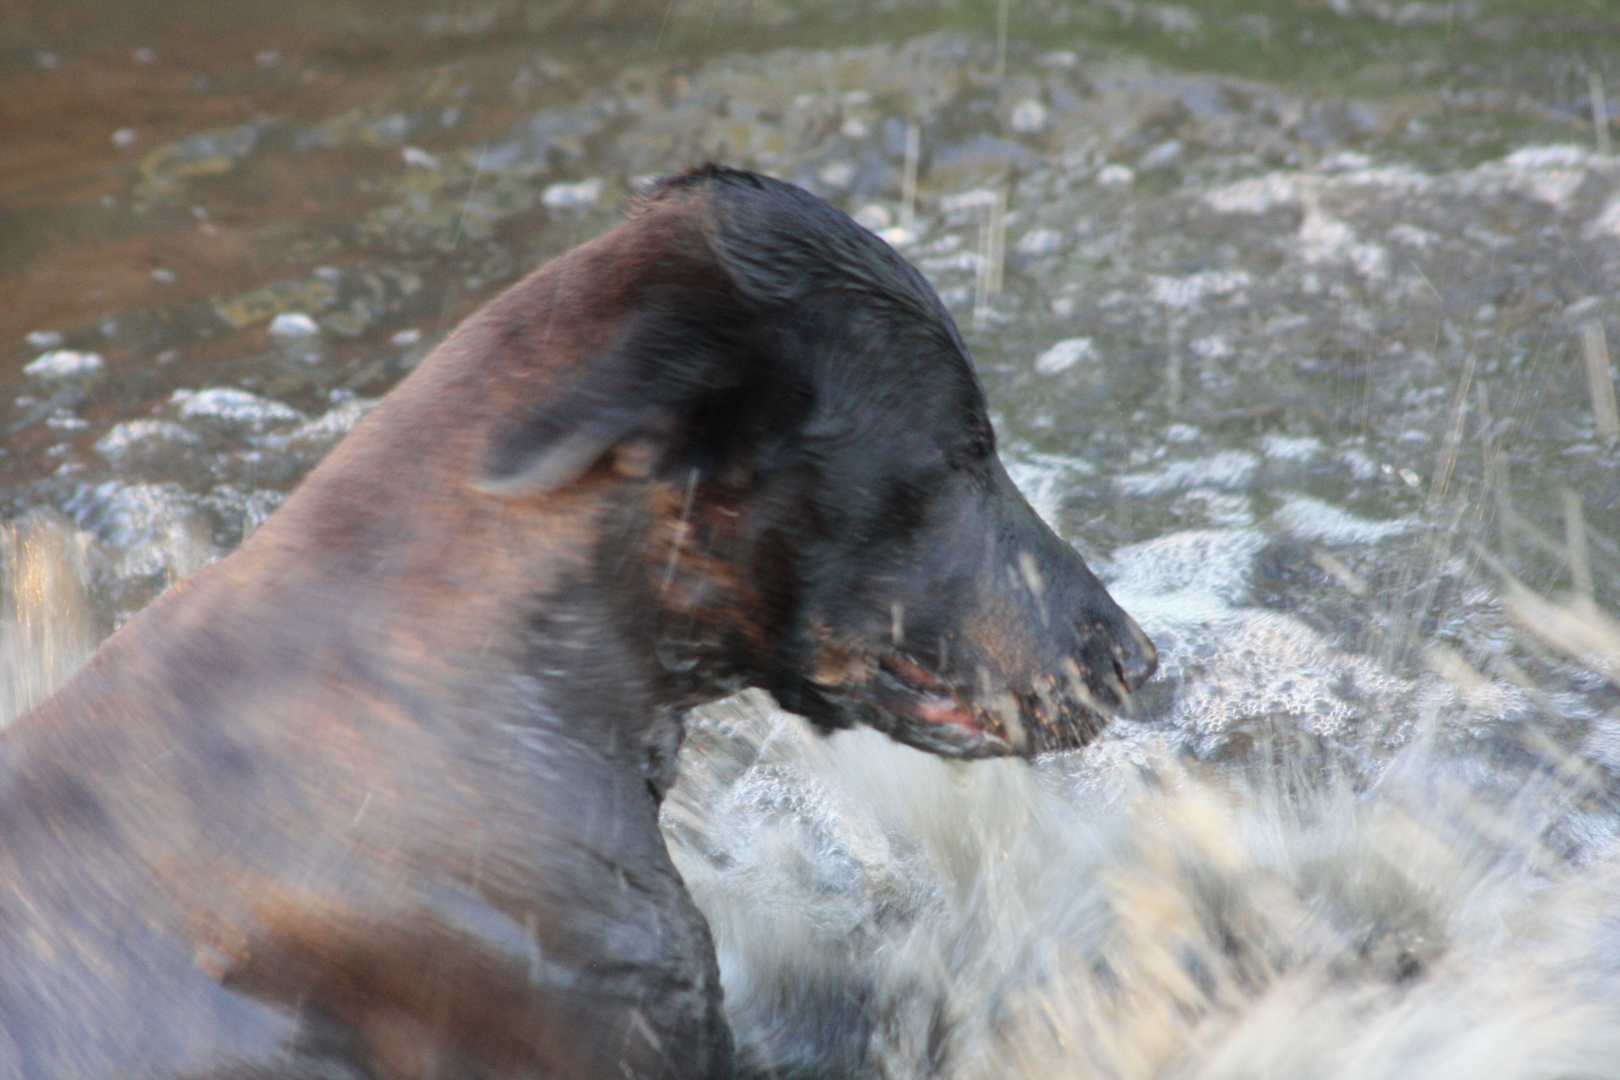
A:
<box><xmin>1261</xmin><ymin>434</ymin><xmax>1324</xmax><ymax>460</ymax></box>
<box><xmin>1005</xmin><ymin>453</ymin><xmax>1094</xmax><ymax>529</ymax></box>
<box><xmin>1273</xmin><ymin>494</ymin><xmax>1414</xmax><ymax>544</ymax></box>
<box><xmin>1457</xmin><ymin>143</ymin><xmax>1596</xmax><ymax>209</ymax></box>
<box><xmin>1104</xmin><ymin>527</ymin><xmax>1264</xmax><ymax>630</ymax></box>
<box><xmin>76</xmin><ymin>481</ymin><xmax>217</xmax><ymax>582</ymax></box>
<box><xmin>94</xmin><ymin>419</ymin><xmax>201</xmax><ymax>460</ymax></box>
<box><xmin>24</xmin><ymin>350</ymin><xmax>103</xmax><ymax>378</ymax></box>
<box><xmin>1015</xmin><ymin>228</ymin><xmax>1064</xmax><ymax>257</ymax></box>
<box><xmin>259</xmin><ymin>397</ymin><xmax>376</xmax><ymax>448</ymax></box>
<box><xmin>1205</xmin><ymin>172</ymin><xmax>1301</xmax><ymax>214</ymax></box>
<box><xmin>1116</xmin><ymin>450</ymin><xmax>1259</xmax><ymax>496</ymax></box>
<box><xmin>1034</xmin><ymin>337</ymin><xmax>1096</xmax><ymax>374</ymax></box>
<box><xmin>1148</xmin><ymin>269</ymin><xmax>1252</xmax><ymax>308</ymax></box>
<box><xmin>171</xmin><ymin>388</ymin><xmax>304</xmax><ymax>427</ymax></box>
<box><xmin>1587</xmin><ymin>195</ymin><xmax>1620</xmax><ymax>241</ymax></box>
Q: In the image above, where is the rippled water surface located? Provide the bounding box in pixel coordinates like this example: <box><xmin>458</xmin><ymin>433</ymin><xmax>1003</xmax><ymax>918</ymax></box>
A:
<box><xmin>6</xmin><ymin>1</ymin><xmax>1620</xmax><ymax>1075</ymax></box>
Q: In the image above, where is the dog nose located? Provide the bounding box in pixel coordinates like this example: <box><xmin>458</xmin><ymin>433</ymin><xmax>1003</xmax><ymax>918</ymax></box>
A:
<box><xmin>1113</xmin><ymin>620</ymin><xmax>1158</xmax><ymax>693</ymax></box>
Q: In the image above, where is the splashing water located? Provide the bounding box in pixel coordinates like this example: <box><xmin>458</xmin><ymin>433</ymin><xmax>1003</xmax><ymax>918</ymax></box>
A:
<box><xmin>0</xmin><ymin>515</ymin><xmax>100</xmax><ymax>725</ymax></box>
<box><xmin>671</xmin><ymin>689</ymin><xmax>1620</xmax><ymax>1080</ymax></box>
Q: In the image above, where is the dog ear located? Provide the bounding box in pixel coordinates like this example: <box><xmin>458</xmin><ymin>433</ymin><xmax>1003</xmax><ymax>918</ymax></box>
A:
<box><xmin>472</xmin><ymin>187</ymin><xmax>778</xmax><ymax>499</ymax></box>
<box><xmin>473</xmin><ymin>309</ymin><xmax>754</xmax><ymax>499</ymax></box>
<box><xmin>473</xmin><ymin>397</ymin><xmax>660</xmax><ymax>498</ymax></box>
<box><xmin>473</xmin><ymin>341</ymin><xmax>678</xmax><ymax>499</ymax></box>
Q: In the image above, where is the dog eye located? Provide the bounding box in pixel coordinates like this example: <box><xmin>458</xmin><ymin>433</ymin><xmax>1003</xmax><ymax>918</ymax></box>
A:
<box><xmin>948</xmin><ymin>423</ymin><xmax>994</xmax><ymax>468</ymax></box>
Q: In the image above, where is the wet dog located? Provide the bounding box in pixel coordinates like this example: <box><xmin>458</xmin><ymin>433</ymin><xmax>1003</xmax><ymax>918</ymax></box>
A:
<box><xmin>0</xmin><ymin>166</ymin><xmax>1155</xmax><ymax>1079</ymax></box>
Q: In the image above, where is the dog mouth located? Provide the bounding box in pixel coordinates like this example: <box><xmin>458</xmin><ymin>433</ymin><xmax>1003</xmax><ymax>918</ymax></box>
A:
<box><xmin>871</xmin><ymin>654</ymin><xmax>1010</xmax><ymax>756</ymax></box>
<box><xmin>860</xmin><ymin>652</ymin><xmax>1115</xmax><ymax>759</ymax></box>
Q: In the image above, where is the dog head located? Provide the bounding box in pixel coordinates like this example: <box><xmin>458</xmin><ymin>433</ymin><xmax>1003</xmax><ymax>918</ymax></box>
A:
<box><xmin>471</xmin><ymin>166</ymin><xmax>1155</xmax><ymax>758</ymax></box>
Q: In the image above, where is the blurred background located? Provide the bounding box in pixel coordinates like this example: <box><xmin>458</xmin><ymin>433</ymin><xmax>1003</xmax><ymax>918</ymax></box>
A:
<box><xmin>5</xmin><ymin>1</ymin><xmax>1620</xmax><ymax>1076</ymax></box>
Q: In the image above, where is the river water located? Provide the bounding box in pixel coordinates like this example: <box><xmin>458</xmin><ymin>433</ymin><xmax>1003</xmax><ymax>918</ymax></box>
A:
<box><xmin>5</xmin><ymin>2</ymin><xmax>1620</xmax><ymax>1076</ymax></box>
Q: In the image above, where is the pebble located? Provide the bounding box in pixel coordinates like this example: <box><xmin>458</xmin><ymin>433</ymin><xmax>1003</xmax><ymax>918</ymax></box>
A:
<box><xmin>1096</xmin><ymin>164</ymin><xmax>1136</xmax><ymax>186</ymax></box>
<box><xmin>541</xmin><ymin>178</ymin><xmax>604</xmax><ymax>210</ymax></box>
<box><xmin>1010</xmin><ymin>99</ymin><xmax>1049</xmax><ymax>135</ymax></box>
<box><xmin>268</xmin><ymin>313</ymin><xmax>320</xmax><ymax>339</ymax></box>
<box><xmin>1137</xmin><ymin>139</ymin><xmax>1183</xmax><ymax>171</ymax></box>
